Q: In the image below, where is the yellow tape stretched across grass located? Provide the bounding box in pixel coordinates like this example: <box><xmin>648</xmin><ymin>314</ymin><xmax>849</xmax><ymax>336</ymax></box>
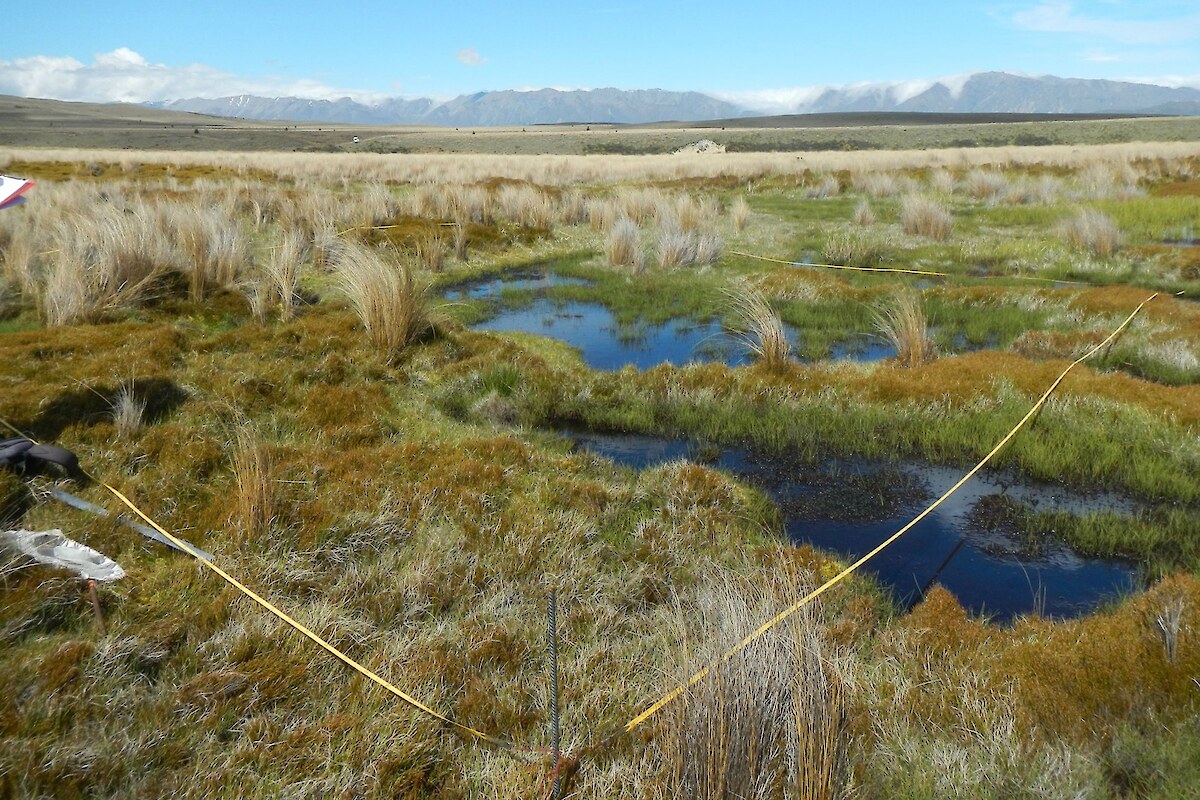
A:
<box><xmin>728</xmin><ymin>249</ymin><xmax>1085</xmax><ymax>285</ymax></box>
<box><xmin>1</xmin><ymin>290</ymin><xmax>1161</xmax><ymax>753</ymax></box>
<box><xmin>623</xmin><ymin>291</ymin><xmax>1159</xmax><ymax>732</ymax></box>
<box><xmin>0</xmin><ymin>418</ymin><xmax>512</xmax><ymax>752</ymax></box>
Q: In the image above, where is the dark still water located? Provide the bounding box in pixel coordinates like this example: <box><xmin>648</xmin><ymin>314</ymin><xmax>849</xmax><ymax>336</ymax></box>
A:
<box><xmin>566</xmin><ymin>430</ymin><xmax>1140</xmax><ymax>621</ymax></box>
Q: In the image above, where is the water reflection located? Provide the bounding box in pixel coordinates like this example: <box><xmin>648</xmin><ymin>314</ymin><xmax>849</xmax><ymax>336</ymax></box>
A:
<box><xmin>566</xmin><ymin>429</ymin><xmax>1139</xmax><ymax>621</ymax></box>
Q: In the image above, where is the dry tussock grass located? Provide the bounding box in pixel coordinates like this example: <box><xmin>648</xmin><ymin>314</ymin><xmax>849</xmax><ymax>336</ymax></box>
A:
<box><xmin>1059</xmin><ymin>208</ymin><xmax>1122</xmax><ymax>258</ymax></box>
<box><xmin>899</xmin><ymin>194</ymin><xmax>954</xmax><ymax>240</ymax></box>
<box><xmin>659</xmin><ymin>570</ymin><xmax>848</xmax><ymax>800</ymax></box>
<box><xmin>729</xmin><ymin>283</ymin><xmax>791</xmax><ymax>367</ymax></box>
<box><xmin>334</xmin><ymin>242</ymin><xmax>431</xmax><ymax>360</ymax></box>
<box><xmin>873</xmin><ymin>290</ymin><xmax>937</xmax><ymax>368</ymax></box>
<box><xmin>14</xmin><ymin>142</ymin><xmax>1197</xmax><ymax>187</ymax></box>
<box><xmin>606</xmin><ymin>217</ymin><xmax>643</xmax><ymax>270</ymax></box>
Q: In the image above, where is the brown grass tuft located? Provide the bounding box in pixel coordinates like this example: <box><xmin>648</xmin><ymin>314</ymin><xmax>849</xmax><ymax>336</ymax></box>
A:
<box><xmin>334</xmin><ymin>242</ymin><xmax>431</xmax><ymax>361</ymax></box>
<box><xmin>729</xmin><ymin>283</ymin><xmax>792</xmax><ymax>367</ymax></box>
<box><xmin>873</xmin><ymin>290</ymin><xmax>937</xmax><ymax>368</ymax></box>
<box><xmin>661</xmin><ymin>573</ymin><xmax>848</xmax><ymax>800</ymax></box>
<box><xmin>606</xmin><ymin>216</ymin><xmax>644</xmax><ymax>270</ymax></box>
<box><xmin>1059</xmin><ymin>208</ymin><xmax>1122</xmax><ymax>258</ymax></box>
<box><xmin>730</xmin><ymin>196</ymin><xmax>751</xmax><ymax>231</ymax></box>
<box><xmin>231</xmin><ymin>426</ymin><xmax>275</xmax><ymax>538</ymax></box>
<box><xmin>111</xmin><ymin>382</ymin><xmax>146</xmax><ymax>440</ymax></box>
<box><xmin>899</xmin><ymin>194</ymin><xmax>953</xmax><ymax>240</ymax></box>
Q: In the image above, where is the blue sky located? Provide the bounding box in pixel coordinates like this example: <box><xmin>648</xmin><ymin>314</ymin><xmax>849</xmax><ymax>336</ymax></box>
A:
<box><xmin>2</xmin><ymin>1</ymin><xmax>1199</xmax><ymax>110</ymax></box>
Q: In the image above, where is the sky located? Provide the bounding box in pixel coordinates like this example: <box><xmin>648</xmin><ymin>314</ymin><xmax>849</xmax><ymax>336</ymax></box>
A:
<box><xmin>3</xmin><ymin>1</ymin><xmax>1200</xmax><ymax>111</ymax></box>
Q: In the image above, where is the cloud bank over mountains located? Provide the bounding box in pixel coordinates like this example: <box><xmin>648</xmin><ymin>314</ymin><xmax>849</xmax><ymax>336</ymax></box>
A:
<box><xmin>0</xmin><ymin>48</ymin><xmax>393</xmax><ymax>105</ymax></box>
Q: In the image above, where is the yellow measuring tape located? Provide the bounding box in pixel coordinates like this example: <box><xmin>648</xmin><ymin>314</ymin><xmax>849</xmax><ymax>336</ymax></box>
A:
<box><xmin>2</xmin><ymin>289</ymin><xmax>1163</xmax><ymax>751</ymax></box>
<box><xmin>728</xmin><ymin>249</ymin><xmax>1085</xmax><ymax>285</ymax></box>
<box><xmin>623</xmin><ymin>291</ymin><xmax>1158</xmax><ymax>732</ymax></box>
<box><xmin>0</xmin><ymin>418</ymin><xmax>510</xmax><ymax>750</ymax></box>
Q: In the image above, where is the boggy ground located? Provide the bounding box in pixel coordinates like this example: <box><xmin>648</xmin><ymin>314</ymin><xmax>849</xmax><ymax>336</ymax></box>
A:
<box><xmin>0</xmin><ymin>141</ymin><xmax>1199</xmax><ymax>798</ymax></box>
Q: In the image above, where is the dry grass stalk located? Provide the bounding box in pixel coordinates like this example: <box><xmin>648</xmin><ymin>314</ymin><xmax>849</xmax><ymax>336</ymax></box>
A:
<box><xmin>335</xmin><ymin>242</ymin><xmax>431</xmax><ymax>360</ymax></box>
<box><xmin>662</xmin><ymin>575</ymin><xmax>847</xmax><ymax>800</ymax></box>
<box><xmin>606</xmin><ymin>217</ymin><xmax>643</xmax><ymax>270</ymax></box>
<box><xmin>900</xmin><ymin>194</ymin><xmax>953</xmax><ymax>240</ymax></box>
<box><xmin>873</xmin><ymin>290</ymin><xmax>937</xmax><ymax>368</ymax></box>
<box><xmin>231</xmin><ymin>427</ymin><xmax>274</xmax><ymax>537</ymax></box>
<box><xmin>730</xmin><ymin>196</ymin><xmax>751</xmax><ymax>231</ymax></box>
<box><xmin>111</xmin><ymin>383</ymin><xmax>146</xmax><ymax>440</ymax></box>
<box><xmin>1153</xmin><ymin>590</ymin><xmax>1187</xmax><ymax>663</ymax></box>
<box><xmin>729</xmin><ymin>284</ymin><xmax>791</xmax><ymax>367</ymax></box>
<box><xmin>263</xmin><ymin>229</ymin><xmax>309</xmax><ymax>320</ymax></box>
<box><xmin>1059</xmin><ymin>208</ymin><xmax>1121</xmax><ymax>257</ymax></box>
<box><xmin>414</xmin><ymin>228</ymin><xmax>447</xmax><ymax>273</ymax></box>
<box><xmin>852</xmin><ymin>199</ymin><xmax>876</xmax><ymax>227</ymax></box>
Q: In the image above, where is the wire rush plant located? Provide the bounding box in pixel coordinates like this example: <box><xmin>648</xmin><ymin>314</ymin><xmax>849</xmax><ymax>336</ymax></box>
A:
<box><xmin>660</xmin><ymin>573</ymin><xmax>847</xmax><ymax>800</ymax></box>
<box><xmin>728</xmin><ymin>282</ymin><xmax>791</xmax><ymax>367</ymax></box>
<box><xmin>872</xmin><ymin>289</ymin><xmax>937</xmax><ymax>368</ymax></box>
<box><xmin>334</xmin><ymin>241</ymin><xmax>431</xmax><ymax>360</ymax></box>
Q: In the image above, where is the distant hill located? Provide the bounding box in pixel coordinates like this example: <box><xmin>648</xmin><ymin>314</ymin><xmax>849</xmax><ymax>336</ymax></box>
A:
<box><xmin>153</xmin><ymin>88</ymin><xmax>746</xmax><ymax>126</ymax></box>
<box><xmin>800</xmin><ymin>72</ymin><xmax>1200</xmax><ymax>114</ymax></box>
<box><xmin>148</xmin><ymin>72</ymin><xmax>1200</xmax><ymax>127</ymax></box>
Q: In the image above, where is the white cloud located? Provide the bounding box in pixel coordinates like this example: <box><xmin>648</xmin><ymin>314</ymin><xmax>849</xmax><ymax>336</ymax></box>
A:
<box><xmin>455</xmin><ymin>48</ymin><xmax>486</xmax><ymax>67</ymax></box>
<box><xmin>710</xmin><ymin>73</ymin><xmax>980</xmax><ymax>114</ymax></box>
<box><xmin>0</xmin><ymin>48</ymin><xmax>389</xmax><ymax>104</ymax></box>
<box><xmin>1013</xmin><ymin>2</ymin><xmax>1200</xmax><ymax>45</ymax></box>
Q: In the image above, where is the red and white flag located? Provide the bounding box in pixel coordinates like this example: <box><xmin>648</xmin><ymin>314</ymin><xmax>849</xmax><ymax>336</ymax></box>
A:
<box><xmin>0</xmin><ymin>175</ymin><xmax>34</xmax><ymax>211</ymax></box>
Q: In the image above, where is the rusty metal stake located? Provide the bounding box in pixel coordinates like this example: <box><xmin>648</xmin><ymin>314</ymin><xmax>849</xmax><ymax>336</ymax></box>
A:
<box><xmin>547</xmin><ymin>587</ymin><xmax>561</xmax><ymax>800</ymax></box>
<box><xmin>86</xmin><ymin>579</ymin><xmax>106</xmax><ymax>637</ymax></box>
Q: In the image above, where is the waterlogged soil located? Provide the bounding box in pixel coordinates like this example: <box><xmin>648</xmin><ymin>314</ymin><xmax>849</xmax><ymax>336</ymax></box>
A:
<box><xmin>443</xmin><ymin>268</ymin><xmax>593</xmax><ymax>300</ymax></box>
<box><xmin>454</xmin><ymin>270</ymin><xmax>1007</xmax><ymax>369</ymax></box>
<box><xmin>565</xmin><ymin>430</ymin><xmax>1140</xmax><ymax>621</ymax></box>
<box><xmin>473</xmin><ymin>298</ymin><xmax>756</xmax><ymax>370</ymax></box>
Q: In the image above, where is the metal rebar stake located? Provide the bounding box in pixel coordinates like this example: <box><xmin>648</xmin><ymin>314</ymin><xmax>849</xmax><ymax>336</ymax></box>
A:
<box><xmin>547</xmin><ymin>587</ymin><xmax>561</xmax><ymax>800</ymax></box>
<box><xmin>86</xmin><ymin>579</ymin><xmax>106</xmax><ymax>637</ymax></box>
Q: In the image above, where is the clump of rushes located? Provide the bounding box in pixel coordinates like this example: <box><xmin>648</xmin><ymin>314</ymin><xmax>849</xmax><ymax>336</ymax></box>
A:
<box><xmin>823</xmin><ymin>227</ymin><xmax>880</xmax><ymax>266</ymax></box>
<box><xmin>662</xmin><ymin>574</ymin><xmax>847</xmax><ymax>800</ymax></box>
<box><xmin>413</xmin><ymin>227</ymin><xmax>447</xmax><ymax>273</ymax></box>
<box><xmin>231</xmin><ymin>426</ymin><xmax>274</xmax><ymax>538</ymax></box>
<box><xmin>335</xmin><ymin>242</ymin><xmax>431</xmax><ymax>361</ymax></box>
<box><xmin>731</xmin><ymin>196</ymin><xmax>751</xmax><ymax>231</ymax></box>
<box><xmin>606</xmin><ymin>216</ymin><xmax>644</xmax><ymax>270</ymax></box>
<box><xmin>110</xmin><ymin>382</ymin><xmax>146</xmax><ymax>440</ymax></box>
<box><xmin>899</xmin><ymin>194</ymin><xmax>953</xmax><ymax>240</ymax></box>
<box><xmin>1059</xmin><ymin>208</ymin><xmax>1122</xmax><ymax>258</ymax></box>
<box><xmin>262</xmin><ymin>228</ymin><xmax>309</xmax><ymax>321</ymax></box>
<box><xmin>873</xmin><ymin>290</ymin><xmax>937</xmax><ymax>368</ymax></box>
<box><xmin>729</xmin><ymin>283</ymin><xmax>791</xmax><ymax>367</ymax></box>
<box><xmin>852</xmin><ymin>199</ymin><xmax>876</xmax><ymax>227</ymax></box>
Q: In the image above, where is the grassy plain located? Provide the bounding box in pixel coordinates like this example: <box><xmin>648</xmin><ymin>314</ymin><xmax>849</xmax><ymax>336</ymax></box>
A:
<box><xmin>1</xmin><ymin>110</ymin><xmax>1200</xmax><ymax>798</ymax></box>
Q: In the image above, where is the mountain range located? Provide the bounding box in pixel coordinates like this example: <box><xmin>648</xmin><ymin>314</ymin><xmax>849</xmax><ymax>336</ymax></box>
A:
<box><xmin>152</xmin><ymin>72</ymin><xmax>1200</xmax><ymax>126</ymax></box>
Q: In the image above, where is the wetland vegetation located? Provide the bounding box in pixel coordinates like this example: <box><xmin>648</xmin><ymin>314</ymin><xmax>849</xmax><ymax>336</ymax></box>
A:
<box><xmin>1</xmin><ymin>127</ymin><xmax>1200</xmax><ymax>797</ymax></box>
